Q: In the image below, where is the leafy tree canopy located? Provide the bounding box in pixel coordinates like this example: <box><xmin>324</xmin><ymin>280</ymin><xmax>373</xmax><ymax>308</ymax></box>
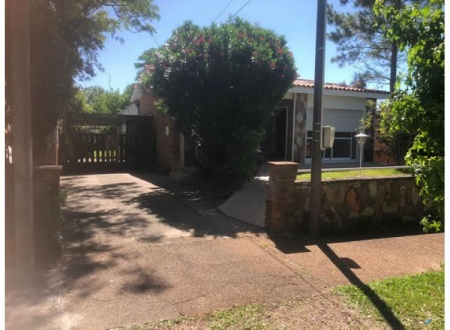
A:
<box><xmin>78</xmin><ymin>86</ymin><xmax>134</xmax><ymax>114</ymax></box>
<box><xmin>57</xmin><ymin>0</ymin><xmax>160</xmax><ymax>80</ymax></box>
<box><xmin>6</xmin><ymin>0</ymin><xmax>159</xmax><ymax>160</ymax></box>
<box><xmin>147</xmin><ymin>18</ymin><xmax>297</xmax><ymax>187</ymax></box>
<box><xmin>134</xmin><ymin>47</ymin><xmax>159</xmax><ymax>78</ymax></box>
<box><xmin>375</xmin><ymin>0</ymin><xmax>444</xmax><ymax>231</ymax></box>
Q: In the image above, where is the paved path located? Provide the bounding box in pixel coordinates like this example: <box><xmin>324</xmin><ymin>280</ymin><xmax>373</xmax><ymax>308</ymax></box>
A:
<box><xmin>5</xmin><ymin>172</ymin><xmax>444</xmax><ymax>330</ymax></box>
<box><xmin>218</xmin><ymin>175</ymin><xmax>268</xmax><ymax>228</ymax></box>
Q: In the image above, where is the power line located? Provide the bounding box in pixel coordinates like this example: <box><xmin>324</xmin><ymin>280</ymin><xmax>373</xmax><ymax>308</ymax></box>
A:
<box><xmin>151</xmin><ymin>33</ymin><xmax>160</xmax><ymax>47</ymax></box>
<box><xmin>227</xmin><ymin>0</ymin><xmax>252</xmax><ymax>22</ymax></box>
<box><xmin>213</xmin><ymin>0</ymin><xmax>235</xmax><ymax>23</ymax></box>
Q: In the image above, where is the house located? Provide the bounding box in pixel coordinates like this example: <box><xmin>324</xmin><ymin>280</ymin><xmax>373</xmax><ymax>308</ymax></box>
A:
<box><xmin>261</xmin><ymin>79</ymin><xmax>389</xmax><ymax>165</ymax></box>
<box><xmin>125</xmin><ymin>65</ymin><xmax>195</xmax><ymax>173</ymax></box>
<box><xmin>128</xmin><ymin>72</ymin><xmax>390</xmax><ymax>173</ymax></box>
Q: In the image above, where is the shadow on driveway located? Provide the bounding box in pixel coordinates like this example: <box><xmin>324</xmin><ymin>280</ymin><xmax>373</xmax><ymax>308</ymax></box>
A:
<box><xmin>59</xmin><ymin>171</ymin><xmax>263</xmax><ymax>299</ymax></box>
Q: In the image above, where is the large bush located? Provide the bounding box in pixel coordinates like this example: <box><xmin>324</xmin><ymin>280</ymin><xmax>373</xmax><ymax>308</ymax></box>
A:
<box><xmin>148</xmin><ymin>18</ymin><xmax>296</xmax><ymax>187</ymax></box>
<box><xmin>375</xmin><ymin>0</ymin><xmax>444</xmax><ymax>232</ymax></box>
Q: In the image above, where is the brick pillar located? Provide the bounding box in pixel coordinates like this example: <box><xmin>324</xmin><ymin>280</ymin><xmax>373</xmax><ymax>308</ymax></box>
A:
<box><xmin>265</xmin><ymin>161</ymin><xmax>298</xmax><ymax>232</ymax></box>
<box><xmin>33</xmin><ymin>165</ymin><xmax>63</xmax><ymax>268</ymax></box>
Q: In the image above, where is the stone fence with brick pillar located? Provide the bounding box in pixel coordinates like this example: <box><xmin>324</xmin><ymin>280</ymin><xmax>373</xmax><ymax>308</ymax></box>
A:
<box><xmin>265</xmin><ymin>164</ymin><xmax>426</xmax><ymax>234</ymax></box>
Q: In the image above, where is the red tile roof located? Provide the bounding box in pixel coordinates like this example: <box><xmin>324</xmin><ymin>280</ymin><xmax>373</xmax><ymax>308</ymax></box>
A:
<box><xmin>292</xmin><ymin>79</ymin><xmax>389</xmax><ymax>95</ymax></box>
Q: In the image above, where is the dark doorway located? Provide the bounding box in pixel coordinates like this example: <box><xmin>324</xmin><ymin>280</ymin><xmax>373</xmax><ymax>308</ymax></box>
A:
<box><xmin>261</xmin><ymin>107</ymin><xmax>288</xmax><ymax>161</ymax></box>
<box><xmin>126</xmin><ymin>116</ymin><xmax>155</xmax><ymax>170</ymax></box>
<box><xmin>273</xmin><ymin>108</ymin><xmax>288</xmax><ymax>160</ymax></box>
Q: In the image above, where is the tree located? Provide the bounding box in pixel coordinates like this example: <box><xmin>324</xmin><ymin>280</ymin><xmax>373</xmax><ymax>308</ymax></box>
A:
<box><xmin>122</xmin><ymin>83</ymin><xmax>136</xmax><ymax>103</ymax></box>
<box><xmin>134</xmin><ymin>48</ymin><xmax>159</xmax><ymax>78</ymax></box>
<box><xmin>6</xmin><ymin>0</ymin><xmax>160</xmax><ymax>162</ymax></box>
<box><xmin>374</xmin><ymin>0</ymin><xmax>444</xmax><ymax>231</ymax></box>
<box><xmin>81</xmin><ymin>86</ymin><xmax>132</xmax><ymax>114</ymax></box>
<box><xmin>55</xmin><ymin>0</ymin><xmax>160</xmax><ymax>80</ymax></box>
<box><xmin>147</xmin><ymin>19</ymin><xmax>296</xmax><ymax>187</ymax></box>
<box><xmin>327</xmin><ymin>0</ymin><xmax>408</xmax><ymax>92</ymax></box>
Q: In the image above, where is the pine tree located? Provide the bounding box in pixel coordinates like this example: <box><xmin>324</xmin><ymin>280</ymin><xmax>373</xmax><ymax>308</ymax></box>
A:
<box><xmin>327</xmin><ymin>0</ymin><xmax>409</xmax><ymax>92</ymax></box>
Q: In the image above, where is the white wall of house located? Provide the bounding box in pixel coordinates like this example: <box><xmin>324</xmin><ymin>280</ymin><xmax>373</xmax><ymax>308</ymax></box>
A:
<box><xmin>130</xmin><ymin>87</ymin><xmax>143</xmax><ymax>103</ymax></box>
<box><xmin>120</xmin><ymin>103</ymin><xmax>139</xmax><ymax>116</ymax></box>
<box><xmin>272</xmin><ymin>87</ymin><xmax>387</xmax><ymax>164</ymax></box>
<box><xmin>307</xmin><ymin>108</ymin><xmax>364</xmax><ymax>132</ymax></box>
<box><xmin>306</xmin><ymin>94</ymin><xmax>367</xmax><ymax>110</ymax></box>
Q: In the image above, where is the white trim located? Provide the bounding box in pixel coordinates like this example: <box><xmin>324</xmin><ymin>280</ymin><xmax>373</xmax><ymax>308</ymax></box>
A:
<box><xmin>288</xmin><ymin>87</ymin><xmax>389</xmax><ymax>99</ymax></box>
<box><xmin>291</xmin><ymin>94</ymin><xmax>296</xmax><ymax>162</ymax></box>
<box><xmin>283</xmin><ymin>107</ymin><xmax>288</xmax><ymax>160</ymax></box>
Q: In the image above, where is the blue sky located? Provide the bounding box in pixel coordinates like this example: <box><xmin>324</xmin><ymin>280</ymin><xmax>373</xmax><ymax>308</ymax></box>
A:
<box><xmin>77</xmin><ymin>0</ymin><xmax>362</xmax><ymax>92</ymax></box>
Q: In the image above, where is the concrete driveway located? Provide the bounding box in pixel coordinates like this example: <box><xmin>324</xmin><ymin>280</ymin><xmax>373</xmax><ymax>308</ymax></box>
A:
<box><xmin>5</xmin><ymin>171</ymin><xmax>444</xmax><ymax>330</ymax></box>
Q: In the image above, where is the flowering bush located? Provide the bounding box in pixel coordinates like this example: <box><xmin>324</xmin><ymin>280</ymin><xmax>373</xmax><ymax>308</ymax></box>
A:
<box><xmin>147</xmin><ymin>18</ymin><xmax>296</xmax><ymax>187</ymax></box>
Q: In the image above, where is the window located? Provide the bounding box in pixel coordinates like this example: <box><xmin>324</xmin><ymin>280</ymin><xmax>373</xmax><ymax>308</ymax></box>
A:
<box><xmin>306</xmin><ymin>131</ymin><xmax>356</xmax><ymax>160</ymax></box>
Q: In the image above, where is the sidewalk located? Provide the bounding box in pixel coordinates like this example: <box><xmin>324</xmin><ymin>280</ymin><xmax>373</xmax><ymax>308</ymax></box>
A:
<box><xmin>5</xmin><ymin>172</ymin><xmax>444</xmax><ymax>330</ymax></box>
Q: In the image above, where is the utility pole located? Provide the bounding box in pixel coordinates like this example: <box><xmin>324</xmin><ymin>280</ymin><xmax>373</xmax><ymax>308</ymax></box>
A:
<box><xmin>309</xmin><ymin>0</ymin><xmax>327</xmax><ymax>237</ymax></box>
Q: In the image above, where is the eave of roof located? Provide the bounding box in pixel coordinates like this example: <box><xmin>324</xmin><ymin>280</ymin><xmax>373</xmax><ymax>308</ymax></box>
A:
<box><xmin>289</xmin><ymin>79</ymin><xmax>390</xmax><ymax>99</ymax></box>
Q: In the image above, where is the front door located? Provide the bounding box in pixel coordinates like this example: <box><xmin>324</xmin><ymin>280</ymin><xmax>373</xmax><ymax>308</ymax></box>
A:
<box><xmin>261</xmin><ymin>107</ymin><xmax>289</xmax><ymax>161</ymax></box>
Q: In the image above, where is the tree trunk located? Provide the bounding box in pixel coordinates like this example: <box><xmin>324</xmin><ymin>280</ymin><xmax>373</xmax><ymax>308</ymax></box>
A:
<box><xmin>389</xmin><ymin>41</ymin><xmax>398</xmax><ymax>93</ymax></box>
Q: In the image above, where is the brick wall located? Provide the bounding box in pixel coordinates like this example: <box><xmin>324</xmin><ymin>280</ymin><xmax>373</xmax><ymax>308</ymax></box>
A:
<box><xmin>138</xmin><ymin>88</ymin><xmax>180</xmax><ymax>173</ymax></box>
<box><xmin>373</xmin><ymin>114</ymin><xmax>404</xmax><ymax>165</ymax></box>
<box><xmin>34</xmin><ymin>165</ymin><xmax>63</xmax><ymax>268</ymax></box>
<box><xmin>138</xmin><ymin>90</ymin><xmax>157</xmax><ymax>115</ymax></box>
<box><xmin>373</xmin><ymin>138</ymin><xmax>404</xmax><ymax>166</ymax></box>
<box><xmin>154</xmin><ymin>112</ymin><xmax>178</xmax><ymax>172</ymax></box>
<box><xmin>265</xmin><ymin>162</ymin><xmax>299</xmax><ymax>232</ymax></box>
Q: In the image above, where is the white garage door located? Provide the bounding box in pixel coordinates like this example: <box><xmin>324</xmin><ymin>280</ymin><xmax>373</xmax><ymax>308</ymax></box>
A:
<box><xmin>307</xmin><ymin>109</ymin><xmax>364</xmax><ymax>132</ymax></box>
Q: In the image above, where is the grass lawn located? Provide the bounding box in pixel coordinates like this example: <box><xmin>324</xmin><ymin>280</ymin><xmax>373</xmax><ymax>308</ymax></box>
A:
<box><xmin>122</xmin><ymin>271</ymin><xmax>444</xmax><ymax>330</ymax></box>
<box><xmin>122</xmin><ymin>270</ymin><xmax>443</xmax><ymax>329</ymax></box>
<box><xmin>125</xmin><ymin>304</ymin><xmax>272</xmax><ymax>330</ymax></box>
<box><xmin>296</xmin><ymin>168</ymin><xmax>411</xmax><ymax>181</ymax></box>
<box><xmin>335</xmin><ymin>270</ymin><xmax>444</xmax><ymax>329</ymax></box>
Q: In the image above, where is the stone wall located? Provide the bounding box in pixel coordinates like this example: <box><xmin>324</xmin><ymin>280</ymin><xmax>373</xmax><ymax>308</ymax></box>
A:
<box><xmin>293</xmin><ymin>93</ymin><xmax>307</xmax><ymax>164</ymax></box>
<box><xmin>265</xmin><ymin>163</ymin><xmax>425</xmax><ymax>233</ymax></box>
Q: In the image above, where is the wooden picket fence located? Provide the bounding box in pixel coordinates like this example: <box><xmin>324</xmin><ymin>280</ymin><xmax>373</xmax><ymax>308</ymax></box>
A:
<box><xmin>61</xmin><ymin>132</ymin><xmax>128</xmax><ymax>172</ymax></box>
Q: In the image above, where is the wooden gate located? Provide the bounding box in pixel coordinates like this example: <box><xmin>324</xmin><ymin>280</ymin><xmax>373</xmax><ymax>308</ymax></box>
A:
<box><xmin>61</xmin><ymin>131</ymin><xmax>127</xmax><ymax>172</ymax></box>
<box><xmin>61</xmin><ymin>114</ymin><xmax>155</xmax><ymax>173</ymax></box>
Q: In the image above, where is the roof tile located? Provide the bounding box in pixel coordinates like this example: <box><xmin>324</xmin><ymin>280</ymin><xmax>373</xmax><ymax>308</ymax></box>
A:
<box><xmin>292</xmin><ymin>79</ymin><xmax>389</xmax><ymax>94</ymax></box>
